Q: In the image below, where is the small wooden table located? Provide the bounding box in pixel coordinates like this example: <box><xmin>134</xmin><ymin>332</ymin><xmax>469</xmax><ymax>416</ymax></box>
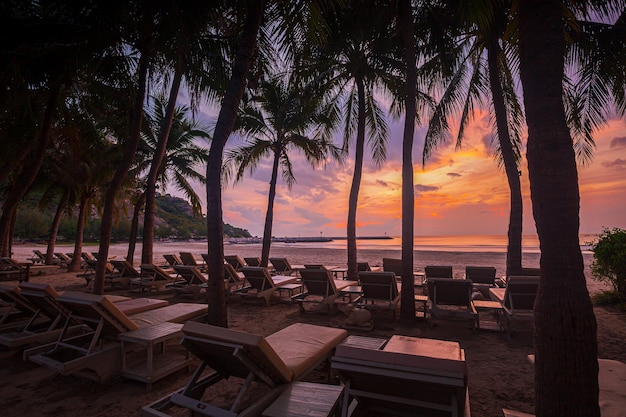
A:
<box><xmin>279</xmin><ymin>283</ymin><xmax>303</xmax><ymax>302</ymax></box>
<box><xmin>263</xmin><ymin>382</ymin><xmax>344</xmax><ymax>417</ymax></box>
<box><xmin>414</xmin><ymin>294</ymin><xmax>429</xmax><ymax>319</ymax></box>
<box><xmin>120</xmin><ymin>322</ymin><xmax>190</xmax><ymax>390</ymax></box>
<box><xmin>340</xmin><ymin>285</ymin><xmax>362</xmax><ymax>303</ymax></box>
<box><xmin>472</xmin><ymin>299</ymin><xmax>504</xmax><ymax>331</ymax></box>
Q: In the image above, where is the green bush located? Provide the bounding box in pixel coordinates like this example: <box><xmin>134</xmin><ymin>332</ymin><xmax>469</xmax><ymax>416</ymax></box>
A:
<box><xmin>590</xmin><ymin>228</ymin><xmax>626</xmax><ymax>302</ymax></box>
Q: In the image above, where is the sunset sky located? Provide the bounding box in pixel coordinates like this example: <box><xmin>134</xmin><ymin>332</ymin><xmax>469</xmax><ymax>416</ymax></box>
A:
<box><xmin>189</xmin><ymin>104</ymin><xmax>626</xmax><ymax>239</ymax></box>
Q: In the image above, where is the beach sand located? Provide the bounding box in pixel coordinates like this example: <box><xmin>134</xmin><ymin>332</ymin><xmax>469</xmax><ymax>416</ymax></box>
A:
<box><xmin>1</xmin><ymin>242</ymin><xmax>623</xmax><ymax>417</ymax></box>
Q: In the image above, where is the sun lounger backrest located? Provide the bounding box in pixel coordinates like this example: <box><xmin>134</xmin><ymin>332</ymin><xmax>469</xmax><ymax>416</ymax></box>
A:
<box><xmin>244</xmin><ymin>257</ymin><xmax>261</xmax><ymax>267</ymax></box>
<box><xmin>300</xmin><ymin>268</ymin><xmax>338</xmax><ymax>296</ymax></box>
<box><xmin>269</xmin><ymin>258</ymin><xmax>292</xmax><ymax>273</ymax></box>
<box><xmin>55</xmin><ymin>291</ymin><xmax>138</xmax><ymax>335</ymax></box>
<box><xmin>382</xmin><ymin>258</ymin><xmax>403</xmax><ymax>276</ymax></box>
<box><xmin>18</xmin><ymin>282</ymin><xmax>67</xmax><ymax>319</ymax></box>
<box><xmin>143</xmin><ymin>264</ymin><xmax>177</xmax><ymax>281</ymax></box>
<box><xmin>359</xmin><ymin>271</ymin><xmax>399</xmax><ymax>301</ymax></box>
<box><xmin>242</xmin><ymin>267</ymin><xmax>276</xmax><ymax>291</ymax></box>
<box><xmin>173</xmin><ymin>265</ymin><xmax>206</xmax><ymax>285</ymax></box>
<box><xmin>504</xmin><ymin>276</ymin><xmax>539</xmax><ymax>311</ymax></box>
<box><xmin>181</xmin><ymin>321</ymin><xmax>293</xmax><ymax>383</ymax></box>
<box><xmin>429</xmin><ymin>278</ymin><xmax>473</xmax><ymax>307</ymax></box>
<box><xmin>180</xmin><ymin>252</ymin><xmax>199</xmax><ymax>266</ymax></box>
<box><xmin>425</xmin><ymin>265</ymin><xmax>453</xmax><ymax>279</ymax></box>
<box><xmin>224</xmin><ymin>255</ymin><xmax>246</xmax><ymax>271</ymax></box>
<box><xmin>163</xmin><ymin>254</ymin><xmax>183</xmax><ymax>266</ymax></box>
<box><xmin>357</xmin><ymin>262</ymin><xmax>372</xmax><ymax>271</ymax></box>
<box><xmin>0</xmin><ymin>284</ymin><xmax>36</xmax><ymax>315</ymax></box>
<box><xmin>224</xmin><ymin>263</ymin><xmax>244</xmax><ymax>284</ymax></box>
<box><xmin>465</xmin><ymin>266</ymin><xmax>496</xmax><ymax>285</ymax></box>
<box><xmin>110</xmin><ymin>260</ymin><xmax>139</xmax><ymax>277</ymax></box>
<box><xmin>333</xmin><ymin>339</ymin><xmax>468</xmax><ymax>417</ymax></box>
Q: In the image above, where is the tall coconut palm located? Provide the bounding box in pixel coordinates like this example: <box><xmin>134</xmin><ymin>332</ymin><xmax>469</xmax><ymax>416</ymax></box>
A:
<box><xmin>305</xmin><ymin>2</ymin><xmax>397</xmax><ymax>282</ymax></box>
<box><xmin>140</xmin><ymin>96</ymin><xmax>210</xmax><ymax>264</ymax></box>
<box><xmin>518</xmin><ymin>0</ymin><xmax>605</xmax><ymax>415</ymax></box>
<box><xmin>225</xmin><ymin>72</ymin><xmax>342</xmax><ymax>267</ymax></box>
<box><xmin>423</xmin><ymin>1</ymin><xmax>525</xmax><ymax>277</ymax></box>
<box><xmin>204</xmin><ymin>0</ymin><xmax>335</xmax><ymax>327</ymax></box>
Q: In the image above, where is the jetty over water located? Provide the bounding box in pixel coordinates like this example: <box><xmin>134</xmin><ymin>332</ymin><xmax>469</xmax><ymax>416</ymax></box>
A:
<box><xmin>228</xmin><ymin>235</ymin><xmax>392</xmax><ymax>244</ymax></box>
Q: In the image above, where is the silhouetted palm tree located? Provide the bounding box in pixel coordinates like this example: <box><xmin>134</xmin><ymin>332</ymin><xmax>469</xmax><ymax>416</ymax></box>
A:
<box><xmin>225</xmin><ymin>72</ymin><xmax>342</xmax><ymax>267</ymax></box>
<box><xmin>140</xmin><ymin>96</ymin><xmax>209</xmax><ymax>264</ymax></box>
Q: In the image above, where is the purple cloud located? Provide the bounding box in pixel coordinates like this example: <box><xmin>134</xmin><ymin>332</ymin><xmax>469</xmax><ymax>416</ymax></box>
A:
<box><xmin>376</xmin><ymin>179</ymin><xmax>388</xmax><ymax>187</ymax></box>
<box><xmin>601</xmin><ymin>159</ymin><xmax>626</xmax><ymax>169</ymax></box>
<box><xmin>610</xmin><ymin>136</ymin><xmax>626</xmax><ymax>148</ymax></box>
<box><xmin>447</xmin><ymin>172</ymin><xmax>462</xmax><ymax>178</ymax></box>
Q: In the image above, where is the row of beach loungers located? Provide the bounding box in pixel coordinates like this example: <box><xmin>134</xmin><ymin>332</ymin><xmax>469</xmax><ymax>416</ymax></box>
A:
<box><xmin>2</xmin><ymin>255</ymin><xmax>624</xmax><ymax>417</ymax></box>
<box><xmin>0</xmin><ymin>279</ymin><xmax>472</xmax><ymax>416</ymax></box>
<box><xmin>69</xmin><ymin>251</ymin><xmax>542</xmax><ymax>334</ymax></box>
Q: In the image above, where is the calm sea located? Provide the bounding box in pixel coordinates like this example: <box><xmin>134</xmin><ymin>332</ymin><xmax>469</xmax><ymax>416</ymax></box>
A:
<box><xmin>270</xmin><ymin>234</ymin><xmax>598</xmax><ymax>254</ymax></box>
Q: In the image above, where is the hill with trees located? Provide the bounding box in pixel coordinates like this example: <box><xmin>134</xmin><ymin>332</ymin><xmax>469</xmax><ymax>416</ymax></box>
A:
<box><xmin>11</xmin><ymin>193</ymin><xmax>250</xmax><ymax>242</ymax></box>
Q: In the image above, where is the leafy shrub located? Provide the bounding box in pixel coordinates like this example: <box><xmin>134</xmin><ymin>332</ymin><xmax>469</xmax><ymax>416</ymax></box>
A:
<box><xmin>590</xmin><ymin>228</ymin><xmax>626</xmax><ymax>302</ymax></box>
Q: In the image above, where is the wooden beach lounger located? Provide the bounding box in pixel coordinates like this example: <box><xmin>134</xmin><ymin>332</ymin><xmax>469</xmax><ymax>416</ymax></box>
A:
<box><xmin>24</xmin><ymin>292</ymin><xmax>207</xmax><ymax>383</ymax></box>
<box><xmin>356</xmin><ymin>271</ymin><xmax>402</xmax><ymax>320</ymax></box>
<box><xmin>142</xmin><ymin>321</ymin><xmax>347</xmax><ymax>417</ymax></box>
<box><xmin>0</xmin><ymin>283</ymin><xmax>168</xmax><ymax>349</ymax></box>
<box><xmin>224</xmin><ymin>255</ymin><xmax>247</xmax><ymax>271</ymax></box>
<box><xmin>489</xmin><ymin>275</ymin><xmax>539</xmax><ymax>335</ymax></box>
<box><xmin>294</xmin><ymin>268</ymin><xmax>357</xmax><ymax>314</ymax></box>
<box><xmin>428</xmin><ymin>278</ymin><xmax>478</xmax><ymax>329</ymax></box>
<box><xmin>331</xmin><ymin>335</ymin><xmax>470</xmax><ymax>417</ymax></box>
<box><xmin>239</xmin><ymin>266</ymin><xmax>299</xmax><ymax>305</ymax></box>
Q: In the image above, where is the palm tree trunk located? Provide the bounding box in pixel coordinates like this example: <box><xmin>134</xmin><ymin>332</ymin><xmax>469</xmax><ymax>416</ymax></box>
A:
<box><xmin>486</xmin><ymin>39</ymin><xmax>523</xmax><ymax>276</ymax></box>
<box><xmin>519</xmin><ymin>1</ymin><xmax>599</xmax><ymax>416</ymax></box>
<box><xmin>0</xmin><ymin>84</ymin><xmax>61</xmax><ymax>257</ymax></box>
<box><xmin>45</xmin><ymin>191</ymin><xmax>68</xmax><ymax>265</ymax></box>
<box><xmin>142</xmin><ymin>55</ymin><xmax>184</xmax><ymax>265</ymax></box>
<box><xmin>346</xmin><ymin>76</ymin><xmax>367</xmax><ymax>282</ymax></box>
<box><xmin>68</xmin><ymin>195</ymin><xmax>89</xmax><ymax>272</ymax></box>
<box><xmin>261</xmin><ymin>145</ymin><xmax>281</xmax><ymax>267</ymax></box>
<box><xmin>93</xmin><ymin>49</ymin><xmax>151</xmax><ymax>294</ymax></box>
<box><xmin>398</xmin><ymin>0</ymin><xmax>417</xmax><ymax>322</ymax></box>
<box><xmin>205</xmin><ymin>0</ymin><xmax>266</xmax><ymax>327</ymax></box>
<box><xmin>127</xmin><ymin>192</ymin><xmax>146</xmax><ymax>263</ymax></box>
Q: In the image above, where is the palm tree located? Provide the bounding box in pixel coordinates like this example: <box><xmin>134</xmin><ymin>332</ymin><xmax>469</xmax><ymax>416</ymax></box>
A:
<box><xmin>307</xmin><ymin>2</ymin><xmax>396</xmax><ymax>282</ymax></box>
<box><xmin>140</xmin><ymin>96</ymin><xmax>210</xmax><ymax>264</ymax></box>
<box><xmin>203</xmin><ymin>0</ymin><xmax>334</xmax><ymax>327</ymax></box>
<box><xmin>225</xmin><ymin>72</ymin><xmax>342</xmax><ymax>267</ymax></box>
<box><xmin>424</xmin><ymin>1</ymin><xmax>525</xmax><ymax>277</ymax></box>
<box><xmin>518</xmin><ymin>0</ymin><xmax>606</xmax><ymax>415</ymax></box>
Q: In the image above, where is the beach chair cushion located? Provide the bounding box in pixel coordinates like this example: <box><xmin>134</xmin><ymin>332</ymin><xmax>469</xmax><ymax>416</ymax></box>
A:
<box><xmin>114</xmin><ymin>298</ymin><xmax>169</xmax><ymax>315</ymax></box>
<box><xmin>56</xmin><ymin>291</ymin><xmax>139</xmax><ymax>333</ymax></box>
<box><xmin>265</xmin><ymin>322</ymin><xmax>347</xmax><ymax>380</ymax></box>
<box><xmin>128</xmin><ymin>303</ymin><xmax>207</xmax><ymax>328</ymax></box>
<box><xmin>19</xmin><ymin>282</ymin><xmax>61</xmax><ymax>298</ymax></box>
<box><xmin>182</xmin><ymin>320</ymin><xmax>293</xmax><ymax>383</ymax></box>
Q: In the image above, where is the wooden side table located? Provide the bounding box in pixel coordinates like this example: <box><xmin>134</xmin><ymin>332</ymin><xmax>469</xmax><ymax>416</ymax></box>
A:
<box><xmin>414</xmin><ymin>294</ymin><xmax>429</xmax><ymax>319</ymax></box>
<box><xmin>262</xmin><ymin>382</ymin><xmax>344</xmax><ymax>417</ymax></box>
<box><xmin>472</xmin><ymin>299</ymin><xmax>504</xmax><ymax>331</ymax></box>
<box><xmin>120</xmin><ymin>321</ymin><xmax>190</xmax><ymax>390</ymax></box>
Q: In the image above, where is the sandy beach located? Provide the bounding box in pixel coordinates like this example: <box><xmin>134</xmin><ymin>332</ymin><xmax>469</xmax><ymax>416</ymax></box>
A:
<box><xmin>2</xmin><ymin>242</ymin><xmax>623</xmax><ymax>417</ymax></box>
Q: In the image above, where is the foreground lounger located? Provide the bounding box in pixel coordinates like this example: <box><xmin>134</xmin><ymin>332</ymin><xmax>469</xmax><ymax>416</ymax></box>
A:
<box><xmin>0</xmin><ymin>283</ymin><xmax>168</xmax><ymax>349</ymax></box>
<box><xmin>142</xmin><ymin>321</ymin><xmax>347</xmax><ymax>417</ymax></box>
<box><xmin>332</xmin><ymin>335</ymin><xmax>470</xmax><ymax>417</ymax></box>
<box><xmin>24</xmin><ymin>292</ymin><xmax>207</xmax><ymax>383</ymax></box>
